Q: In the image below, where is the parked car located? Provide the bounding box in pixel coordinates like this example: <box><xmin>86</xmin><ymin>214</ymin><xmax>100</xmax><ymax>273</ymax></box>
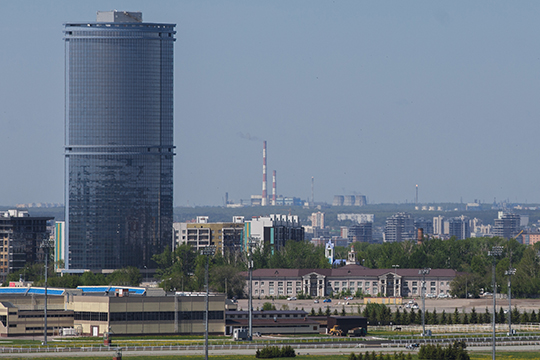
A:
<box><xmin>313</xmin><ymin>299</ymin><xmax>319</xmax><ymax>303</ymax></box>
<box><xmin>287</xmin><ymin>296</ymin><xmax>297</xmax><ymax>301</ymax></box>
<box><xmin>412</xmin><ymin>304</ymin><xmax>419</xmax><ymax>309</ymax></box>
<box><xmin>323</xmin><ymin>298</ymin><xmax>332</xmax><ymax>303</ymax></box>
<box><xmin>406</xmin><ymin>343</ymin><xmax>419</xmax><ymax>349</ymax></box>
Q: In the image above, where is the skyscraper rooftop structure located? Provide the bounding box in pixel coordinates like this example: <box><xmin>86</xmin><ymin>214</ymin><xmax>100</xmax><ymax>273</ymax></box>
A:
<box><xmin>64</xmin><ymin>11</ymin><xmax>176</xmax><ymax>270</ymax></box>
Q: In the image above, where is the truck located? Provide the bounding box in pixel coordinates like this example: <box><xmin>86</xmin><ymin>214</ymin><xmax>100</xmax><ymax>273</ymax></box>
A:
<box><xmin>347</xmin><ymin>327</ymin><xmax>367</xmax><ymax>337</ymax></box>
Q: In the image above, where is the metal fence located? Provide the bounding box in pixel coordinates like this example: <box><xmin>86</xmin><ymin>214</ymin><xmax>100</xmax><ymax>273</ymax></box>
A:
<box><xmin>0</xmin><ymin>342</ymin><xmax>366</xmax><ymax>354</ymax></box>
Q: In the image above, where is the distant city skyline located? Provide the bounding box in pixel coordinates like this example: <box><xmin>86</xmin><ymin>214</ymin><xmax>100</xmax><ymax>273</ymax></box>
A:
<box><xmin>2</xmin><ymin>1</ymin><xmax>540</xmax><ymax>207</ymax></box>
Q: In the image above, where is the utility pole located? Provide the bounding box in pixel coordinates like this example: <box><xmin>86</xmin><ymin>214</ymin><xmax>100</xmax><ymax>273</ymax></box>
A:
<box><xmin>488</xmin><ymin>245</ymin><xmax>503</xmax><ymax>360</ymax></box>
<box><xmin>201</xmin><ymin>246</ymin><xmax>216</xmax><ymax>360</ymax></box>
<box><xmin>419</xmin><ymin>268</ymin><xmax>430</xmax><ymax>336</ymax></box>
<box><xmin>505</xmin><ymin>268</ymin><xmax>516</xmax><ymax>336</ymax></box>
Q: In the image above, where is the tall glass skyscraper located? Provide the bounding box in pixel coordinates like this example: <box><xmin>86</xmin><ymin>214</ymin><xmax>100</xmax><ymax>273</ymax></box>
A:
<box><xmin>64</xmin><ymin>11</ymin><xmax>175</xmax><ymax>270</ymax></box>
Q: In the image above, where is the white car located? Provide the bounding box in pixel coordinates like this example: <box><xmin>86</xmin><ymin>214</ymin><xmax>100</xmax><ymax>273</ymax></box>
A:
<box><xmin>287</xmin><ymin>296</ymin><xmax>297</xmax><ymax>301</ymax></box>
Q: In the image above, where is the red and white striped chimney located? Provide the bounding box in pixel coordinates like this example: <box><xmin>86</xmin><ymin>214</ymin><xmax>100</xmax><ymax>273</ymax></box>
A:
<box><xmin>272</xmin><ymin>170</ymin><xmax>276</xmax><ymax>206</ymax></box>
<box><xmin>262</xmin><ymin>141</ymin><xmax>267</xmax><ymax>206</ymax></box>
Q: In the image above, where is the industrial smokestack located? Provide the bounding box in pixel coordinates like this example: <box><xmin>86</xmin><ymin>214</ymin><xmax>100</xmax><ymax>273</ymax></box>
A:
<box><xmin>272</xmin><ymin>170</ymin><xmax>276</xmax><ymax>206</ymax></box>
<box><xmin>417</xmin><ymin>228</ymin><xmax>424</xmax><ymax>245</ymax></box>
<box><xmin>262</xmin><ymin>141</ymin><xmax>267</xmax><ymax>206</ymax></box>
<box><xmin>311</xmin><ymin>176</ymin><xmax>314</xmax><ymax>205</ymax></box>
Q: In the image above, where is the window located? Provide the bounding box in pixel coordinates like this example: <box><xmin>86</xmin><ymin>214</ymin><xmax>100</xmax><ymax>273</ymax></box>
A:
<box><xmin>412</xmin><ymin>281</ymin><xmax>417</xmax><ymax>286</ymax></box>
<box><xmin>255</xmin><ymin>290</ymin><xmax>258</xmax><ymax>294</ymax></box>
<box><xmin>296</xmin><ymin>287</ymin><xmax>301</xmax><ymax>293</ymax></box>
<box><xmin>287</xmin><ymin>288</ymin><xmax>292</xmax><ymax>294</ymax></box>
<box><xmin>342</xmin><ymin>281</ymin><xmax>347</xmax><ymax>287</ymax></box>
<box><xmin>254</xmin><ymin>281</ymin><xmax>258</xmax><ymax>286</ymax></box>
<box><xmin>430</xmin><ymin>287</ymin><xmax>436</xmax><ymax>294</ymax></box>
<box><xmin>278</xmin><ymin>288</ymin><xmax>284</xmax><ymax>295</ymax></box>
<box><xmin>334</xmin><ymin>281</ymin><xmax>339</xmax><ymax>287</ymax></box>
<box><xmin>430</xmin><ymin>282</ymin><xmax>436</xmax><ymax>287</ymax></box>
<box><xmin>269</xmin><ymin>282</ymin><xmax>274</xmax><ymax>287</ymax></box>
<box><xmin>287</xmin><ymin>282</ymin><xmax>292</xmax><ymax>287</ymax></box>
<box><xmin>261</xmin><ymin>289</ymin><xmax>265</xmax><ymax>295</ymax></box>
<box><xmin>296</xmin><ymin>281</ymin><xmax>301</xmax><ymax>286</ymax></box>
<box><xmin>269</xmin><ymin>288</ymin><xmax>274</xmax><ymax>295</ymax></box>
<box><xmin>357</xmin><ymin>281</ymin><xmax>362</xmax><ymax>287</ymax></box>
<box><xmin>412</xmin><ymin>287</ymin><xmax>417</xmax><ymax>294</ymax></box>
<box><xmin>261</xmin><ymin>282</ymin><xmax>265</xmax><ymax>286</ymax></box>
<box><xmin>365</xmin><ymin>282</ymin><xmax>370</xmax><ymax>287</ymax></box>
<box><xmin>278</xmin><ymin>281</ymin><xmax>283</xmax><ymax>286</ymax></box>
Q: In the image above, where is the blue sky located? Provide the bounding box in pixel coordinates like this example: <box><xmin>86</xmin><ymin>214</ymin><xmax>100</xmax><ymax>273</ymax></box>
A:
<box><xmin>1</xmin><ymin>1</ymin><xmax>540</xmax><ymax>207</ymax></box>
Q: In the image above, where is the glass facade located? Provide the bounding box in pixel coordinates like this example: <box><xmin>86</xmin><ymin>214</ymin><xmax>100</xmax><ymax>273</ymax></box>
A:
<box><xmin>64</xmin><ymin>19</ymin><xmax>175</xmax><ymax>270</ymax></box>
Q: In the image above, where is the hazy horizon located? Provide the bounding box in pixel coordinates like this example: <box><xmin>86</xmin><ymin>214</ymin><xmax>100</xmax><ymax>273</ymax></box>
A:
<box><xmin>2</xmin><ymin>1</ymin><xmax>540</xmax><ymax>207</ymax></box>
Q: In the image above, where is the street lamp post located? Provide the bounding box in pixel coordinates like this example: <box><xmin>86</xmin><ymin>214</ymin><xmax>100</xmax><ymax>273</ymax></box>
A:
<box><xmin>419</xmin><ymin>268</ymin><xmax>430</xmax><ymax>336</ymax></box>
<box><xmin>392</xmin><ymin>265</ymin><xmax>400</xmax><ymax>297</ymax></box>
<box><xmin>247</xmin><ymin>240</ymin><xmax>257</xmax><ymax>341</ymax></box>
<box><xmin>201</xmin><ymin>246</ymin><xmax>216</xmax><ymax>360</ymax></box>
<box><xmin>488</xmin><ymin>245</ymin><xmax>503</xmax><ymax>360</ymax></box>
<box><xmin>40</xmin><ymin>236</ymin><xmax>51</xmax><ymax>346</ymax></box>
<box><xmin>505</xmin><ymin>268</ymin><xmax>516</xmax><ymax>336</ymax></box>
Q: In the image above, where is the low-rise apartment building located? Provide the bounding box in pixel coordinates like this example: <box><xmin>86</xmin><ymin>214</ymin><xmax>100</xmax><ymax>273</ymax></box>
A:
<box><xmin>245</xmin><ymin>265</ymin><xmax>457</xmax><ymax>299</ymax></box>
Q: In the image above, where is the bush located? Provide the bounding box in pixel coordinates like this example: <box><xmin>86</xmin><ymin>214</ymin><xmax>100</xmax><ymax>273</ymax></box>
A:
<box><xmin>262</xmin><ymin>302</ymin><xmax>276</xmax><ymax>311</ymax></box>
<box><xmin>418</xmin><ymin>341</ymin><xmax>469</xmax><ymax>360</ymax></box>
<box><xmin>255</xmin><ymin>345</ymin><xmax>296</xmax><ymax>358</ymax></box>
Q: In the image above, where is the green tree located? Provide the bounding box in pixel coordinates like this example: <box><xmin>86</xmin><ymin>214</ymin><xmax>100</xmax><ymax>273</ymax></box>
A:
<box><xmin>497</xmin><ymin>307</ymin><xmax>506</xmax><ymax>324</ymax></box>
<box><xmin>452</xmin><ymin>308</ymin><xmax>460</xmax><ymax>324</ymax></box>
<box><xmin>209</xmin><ymin>264</ymin><xmax>245</xmax><ymax>298</ymax></box>
<box><xmin>511</xmin><ymin>306</ymin><xmax>520</xmax><ymax>324</ymax></box>
<box><xmin>431</xmin><ymin>308</ymin><xmax>438</xmax><ymax>325</ymax></box>
<box><xmin>262</xmin><ymin>302</ymin><xmax>275</xmax><ymax>311</ymax></box>
<box><xmin>440</xmin><ymin>310</ymin><xmax>447</xmax><ymax>325</ymax></box>
<box><xmin>530</xmin><ymin>310</ymin><xmax>537</xmax><ymax>323</ymax></box>
<box><xmin>469</xmin><ymin>307</ymin><xmax>478</xmax><ymax>324</ymax></box>
<box><xmin>108</xmin><ymin>267</ymin><xmax>142</xmax><ymax>286</ymax></box>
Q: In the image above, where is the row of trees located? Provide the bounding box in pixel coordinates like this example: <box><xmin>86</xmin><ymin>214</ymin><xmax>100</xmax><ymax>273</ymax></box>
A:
<box><xmin>151</xmin><ymin>241</ymin><xmax>332</xmax><ymax>296</ymax></box>
<box><xmin>357</xmin><ymin>303</ymin><xmax>540</xmax><ymax>326</ymax></box>
<box><xmin>7</xmin><ymin>234</ymin><xmax>540</xmax><ymax>299</ymax></box>
<box><xmin>151</xmin><ymin>244</ymin><xmax>246</xmax><ymax>298</ymax></box>
<box><xmin>4</xmin><ymin>263</ymin><xmax>143</xmax><ymax>288</ymax></box>
<box><xmin>351</xmin><ymin>236</ymin><xmax>540</xmax><ymax>298</ymax></box>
